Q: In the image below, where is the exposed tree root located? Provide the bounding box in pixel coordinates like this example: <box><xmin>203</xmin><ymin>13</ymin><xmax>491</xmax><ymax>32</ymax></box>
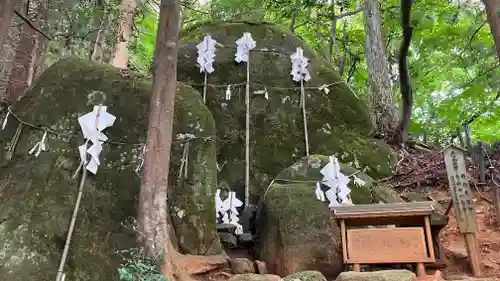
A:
<box><xmin>160</xmin><ymin>240</ymin><xmax>230</xmax><ymax>281</ymax></box>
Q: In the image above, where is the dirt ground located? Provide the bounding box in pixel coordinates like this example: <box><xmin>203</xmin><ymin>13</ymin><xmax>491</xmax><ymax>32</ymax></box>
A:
<box><xmin>430</xmin><ymin>187</ymin><xmax>500</xmax><ymax>280</ymax></box>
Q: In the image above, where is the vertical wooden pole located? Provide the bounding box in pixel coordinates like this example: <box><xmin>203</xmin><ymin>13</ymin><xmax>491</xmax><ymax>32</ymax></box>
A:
<box><xmin>416</xmin><ymin>263</ymin><xmax>425</xmax><ymax>276</ymax></box>
<box><xmin>300</xmin><ymin>79</ymin><xmax>309</xmax><ymax>156</ymax></box>
<box><xmin>202</xmin><ymin>71</ymin><xmax>208</xmax><ymax>103</ymax></box>
<box><xmin>464</xmin><ymin>232</ymin><xmax>482</xmax><ymax>276</ymax></box>
<box><xmin>442</xmin><ymin>144</ymin><xmax>481</xmax><ymax>277</ymax></box>
<box><xmin>352</xmin><ymin>264</ymin><xmax>360</xmax><ymax>272</ymax></box>
<box><xmin>340</xmin><ymin>219</ymin><xmax>347</xmax><ymax>262</ymax></box>
<box><xmin>424</xmin><ymin>216</ymin><xmax>435</xmax><ymax>260</ymax></box>
<box><xmin>244</xmin><ymin>57</ymin><xmax>250</xmax><ymax>208</ymax></box>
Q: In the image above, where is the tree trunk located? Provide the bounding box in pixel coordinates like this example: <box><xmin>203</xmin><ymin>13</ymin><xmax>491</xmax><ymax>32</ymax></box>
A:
<box><xmin>137</xmin><ymin>1</ymin><xmax>230</xmax><ymax>279</ymax></box>
<box><xmin>137</xmin><ymin>0</ymin><xmax>189</xmax><ymax>279</ymax></box>
<box><xmin>363</xmin><ymin>0</ymin><xmax>398</xmax><ymax>134</ymax></box>
<box><xmin>109</xmin><ymin>0</ymin><xmax>137</xmax><ymax>68</ymax></box>
<box><xmin>89</xmin><ymin>0</ymin><xmax>108</xmax><ymax>62</ymax></box>
<box><xmin>0</xmin><ymin>0</ymin><xmax>15</xmax><ymax>49</ymax></box>
<box><xmin>4</xmin><ymin>1</ymin><xmax>47</xmax><ymax>102</ymax></box>
<box><xmin>482</xmin><ymin>0</ymin><xmax>500</xmax><ymax>58</ymax></box>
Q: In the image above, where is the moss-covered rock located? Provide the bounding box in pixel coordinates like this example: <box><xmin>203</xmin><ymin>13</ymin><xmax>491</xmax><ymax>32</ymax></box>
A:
<box><xmin>335</xmin><ymin>270</ymin><xmax>417</xmax><ymax>281</ymax></box>
<box><xmin>283</xmin><ymin>271</ymin><xmax>327</xmax><ymax>281</ymax></box>
<box><xmin>0</xmin><ymin>58</ymin><xmax>222</xmax><ymax>281</ymax></box>
<box><xmin>253</xmin><ymin>155</ymin><xmax>400</xmax><ymax>278</ymax></box>
<box><xmin>177</xmin><ymin>21</ymin><xmax>395</xmax><ymax>204</ymax></box>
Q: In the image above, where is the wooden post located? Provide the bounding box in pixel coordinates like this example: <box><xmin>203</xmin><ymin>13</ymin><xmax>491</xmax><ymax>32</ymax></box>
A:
<box><xmin>442</xmin><ymin>144</ymin><xmax>482</xmax><ymax>277</ymax></box>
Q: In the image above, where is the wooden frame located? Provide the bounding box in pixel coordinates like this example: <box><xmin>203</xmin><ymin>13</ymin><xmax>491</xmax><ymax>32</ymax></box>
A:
<box><xmin>333</xmin><ymin>202</ymin><xmax>436</xmax><ymax>277</ymax></box>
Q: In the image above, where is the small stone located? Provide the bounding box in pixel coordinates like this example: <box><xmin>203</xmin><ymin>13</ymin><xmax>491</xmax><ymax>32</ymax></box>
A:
<box><xmin>446</xmin><ymin>245</ymin><xmax>468</xmax><ymax>259</ymax></box>
<box><xmin>335</xmin><ymin>270</ymin><xmax>416</xmax><ymax>281</ymax></box>
<box><xmin>231</xmin><ymin>258</ymin><xmax>255</xmax><ymax>274</ymax></box>
<box><xmin>422</xmin><ymin>270</ymin><xmax>442</xmax><ymax>281</ymax></box>
<box><xmin>229</xmin><ymin>273</ymin><xmax>281</xmax><ymax>281</ymax></box>
<box><xmin>254</xmin><ymin>260</ymin><xmax>268</xmax><ymax>274</ymax></box>
<box><xmin>481</xmin><ymin>259</ymin><xmax>498</xmax><ymax>269</ymax></box>
<box><xmin>283</xmin><ymin>271</ymin><xmax>327</xmax><ymax>281</ymax></box>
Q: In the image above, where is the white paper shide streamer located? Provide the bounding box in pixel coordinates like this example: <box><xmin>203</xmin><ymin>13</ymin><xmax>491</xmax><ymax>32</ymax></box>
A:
<box><xmin>76</xmin><ymin>105</ymin><xmax>116</xmax><ymax>175</ymax></box>
<box><xmin>196</xmin><ymin>35</ymin><xmax>217</xmax><ymax>102</ymax></box>
<box><xmin>29</xmin><ymin>131</ymin><xmax>48</xmax><ymax>157</ymax></box>
<box><xmin>290</xmin><ymin>47</ymin><xmax>311</xmax><ymax>85</ymax></box>
<box><xmin>215</xmin><ymin>189</ymin><xmax>244</xmax><ymax>235</ymax></box>
<box><xmin>235</xmin><ymin>32</ymin><xmax>256</xmax><ymax>63</ymax></box>
<box><xmin>316</xmin><ymin>155</ymin><xmax>354</xmax><ymax>207</ymax></box>
<box><xmin>290</xmin><ymin>47</ymin><xmax>311</xmax><ymax>156</ymax></box>
<box><xmin>1</xmin><ymin>111</ymin><xmax>10</xmax><ymax>130</ymax></box>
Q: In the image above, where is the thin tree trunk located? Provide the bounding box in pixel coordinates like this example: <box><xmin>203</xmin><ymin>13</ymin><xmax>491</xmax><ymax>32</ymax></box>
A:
<box><xmin>137</xmin><ymin>2</ymin><xmax>230</xmax><ymax>279</ymax></box>
<box><xmin>0</xmin><ymin>0</ymin><xmax>15</xmax><ymax>49</ymax></box>
<box><xmin>110</xmin><ymin>0</ymin><xmax>137</xmax><ymax>68</ymax></box>
<box><xmin>363</xmin><ymin>0</ymin><xmax>398</xmax><ymax>134</ymax></box>
<box><xmin>4</xmin><ymin>1</ymin><xmax>45</xmax><ymax>102</ymax></box>
<box><xmin>89</xmin><ymin>0</ymin><xmax>107</xmax><ymax>62</ymax></box>
<box><xmin>482</xmin><ymin>0</ymin><xmax>500</xmax><ymax>58</ymax></box>
<box><xmin>137</xmin><ymin>0</ymin><xmax>188</xmax><ymax>278</ymax></box>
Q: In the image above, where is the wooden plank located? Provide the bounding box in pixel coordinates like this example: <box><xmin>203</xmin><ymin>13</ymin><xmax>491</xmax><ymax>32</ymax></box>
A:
<box><xmin>424</xmin><ymin>216</ymin><xmax>436</xmax><ymax>260</ymax></box>
<box><xmin>343</xmin><ymin>215</ymin><xmax>424</xmax><ymax>227</ymax></box>
<box><xmin>345</xmin><ymin>227</ymin><xmax>431</xmax><ymax>264</ymax></box>
<box><xmin>332</xmin><ymin>202</ymin><xmax>435</xmax><ymax>219</ymax></box>
<box><xmin>464</xmin><ymin>232</ymin><xmax>482</xmax><ymax>276</ymax></box>
<box><xmin>442</xmin><ymin>145</ymin><xmax>477</xmax><ymax>233</ymax></box>
<box><xmin>340</xmin><ymin>219</ymin><xmax>347</xmax><ymax>263</ymax></box>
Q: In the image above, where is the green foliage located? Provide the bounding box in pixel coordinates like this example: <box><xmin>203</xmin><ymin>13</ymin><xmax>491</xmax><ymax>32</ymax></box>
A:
<box><xmin>130</xmin><ymin>0</ymin><xmax>500</xmax><ymax>147</ymax></box>
<box><xmin>117</xmin><ymin>248</ymin><xmax>167</xmax><ymax>281</ymax></box>
<box><xmin>43</xmin><ymin>0</ymin><xmax>121</xmax><ymax>67</ymax></box>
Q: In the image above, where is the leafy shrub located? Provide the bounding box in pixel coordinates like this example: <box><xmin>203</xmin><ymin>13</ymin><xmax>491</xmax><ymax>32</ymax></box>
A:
<box><xmin>117</xmin><ymin>248</ymin><xmax>167</xmax><ymax>281</ymax></box>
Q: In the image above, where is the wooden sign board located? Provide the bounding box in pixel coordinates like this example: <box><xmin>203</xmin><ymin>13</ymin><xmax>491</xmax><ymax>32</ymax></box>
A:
<box><xmin>442</xmin><ymin>144</ymin><xmax>477</xmax><ymax>233</ymax></box>
<box><xmin>346</xmin><ymin>227</ymin><xmax>430</xmax><ymax>264</ymax></box>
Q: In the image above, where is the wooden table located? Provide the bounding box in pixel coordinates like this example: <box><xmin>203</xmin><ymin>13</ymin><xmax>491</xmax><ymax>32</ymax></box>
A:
<box><xmin>332</xmin><ymin>202</ymin><xmax>436</xmax><ymax>277</ymax></box>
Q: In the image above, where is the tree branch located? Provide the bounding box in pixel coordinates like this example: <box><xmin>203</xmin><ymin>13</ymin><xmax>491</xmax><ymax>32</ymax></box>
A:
<box><xmin>14</xmin><ymin>10</ymin><xmax>51</xmax><ymax>40</ymax></box>
<box><xmin>334</xmin><ymin>8</ymin><xmax>363</xmax><ymax>20</ymax></box>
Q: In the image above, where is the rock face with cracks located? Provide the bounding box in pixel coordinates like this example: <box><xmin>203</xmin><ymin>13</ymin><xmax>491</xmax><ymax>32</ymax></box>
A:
<box><xmin>0</xmin><ymin>58</ymin><xmax>222</xmax><ymax>281</ymax></box>
<box><xmin>253</xmin><ymin>155</ymin><xmax>402</xmax><ymax>278</ymax></box>
<box><xmin>177</xmin><ymin>21</ymin><xmax>395</xmax><ymax>205</ymax></box>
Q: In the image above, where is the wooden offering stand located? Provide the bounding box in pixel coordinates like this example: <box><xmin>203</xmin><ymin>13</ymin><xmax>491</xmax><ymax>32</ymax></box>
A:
<box><xmin>332</xmin><ymin>202</ymin><xmax>436</xmax><ymax>278</ymax></box>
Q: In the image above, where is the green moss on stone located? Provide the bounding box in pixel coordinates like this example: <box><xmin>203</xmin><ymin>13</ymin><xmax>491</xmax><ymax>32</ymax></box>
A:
<box><xmin>282</xmin><ymin>271</ymin><xmax>327</xmax><ymax>281</ymax></box>
<box><xmin>253</xmin><ymin>155</ymin><xmax>401</xmax><ymax>278</ymax></box>
<box><xmin>177</xmin><ymin>21</ymin><xmax>394</xmax><ymax>204</ymax></box>
<box><xmin>0</xmin><ymin>58</ymin><xmax>222</xmax><ymax>281</ymax></box>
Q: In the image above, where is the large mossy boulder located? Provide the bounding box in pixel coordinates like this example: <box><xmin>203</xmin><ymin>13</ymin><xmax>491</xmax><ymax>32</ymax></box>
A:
<box><xmin>177</xmin><ymin>21</ymin><xmax>395</xmax><ymax>204</ymax></box>
<box><xmin>253</xmin><ymin>155</ymin><xmax>401</xmax><ymax>278</ymax></box>
<box><xmin>0</xmin><ymin>58</ymin><xmax>222</xmax><ymax>281</ymax></box>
